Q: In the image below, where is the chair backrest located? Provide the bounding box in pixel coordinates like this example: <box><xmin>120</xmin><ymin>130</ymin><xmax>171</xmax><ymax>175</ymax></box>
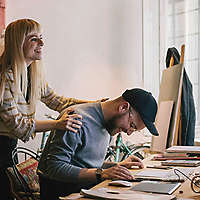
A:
<box><xmin>9</xmin><ymin>147</ymin><xmax>40</xmax><ymax>200</ymax></box>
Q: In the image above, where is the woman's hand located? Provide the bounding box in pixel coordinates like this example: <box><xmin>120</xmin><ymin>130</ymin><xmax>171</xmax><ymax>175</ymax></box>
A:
<box><xmin>92</xmin><ymin>98</ymin><xmax>109</xmax><ymax>103</ymax></box>
<box><xmin>119</xmin><ymin>155</ymin><xmax>144</xmax><ymax>169</ymax></box>
<box><xmin>55</xmin><ymin>109</ymin><xmax>82</xmax><ymax>133</ymax></box>
<box><xmin>102</xmin><ymin>164</ymin><xmax>134</xmax><ymax>181</ymax></box>
<box><xmin>99</xmin><ymin>97</ymin><xmax>109</xmax><ymax>102</ymax></box>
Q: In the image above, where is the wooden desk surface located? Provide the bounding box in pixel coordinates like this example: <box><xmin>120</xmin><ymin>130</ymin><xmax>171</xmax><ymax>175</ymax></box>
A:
<box><xmin>64</xmin><ymin>156</ymin><xmax>200</xmax><ymax>200</ymax></box>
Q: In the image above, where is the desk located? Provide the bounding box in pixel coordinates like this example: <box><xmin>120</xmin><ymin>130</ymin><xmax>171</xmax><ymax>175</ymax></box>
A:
<box><xmin>63</xmin><ymin>156</ymin><xmax>200</xmax><ymax>200</ymax></box>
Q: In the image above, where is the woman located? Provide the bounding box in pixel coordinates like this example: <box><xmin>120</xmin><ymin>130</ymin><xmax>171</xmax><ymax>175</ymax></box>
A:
<box><xmin>0</xmin><ymin>18</ymin><xmax>106</xmax><ymax>199</ymax></box>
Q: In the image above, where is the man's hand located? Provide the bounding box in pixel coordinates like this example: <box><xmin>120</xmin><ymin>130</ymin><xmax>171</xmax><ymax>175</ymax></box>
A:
<box><xmin>102</xmin><ymin>164</ymin><xmax>134</xmax><ymax>181</ymax></box>
<box><xmin>118</xmin><ymin>155</ymin><xmax>144</xmax><ymax>169</ymax></box>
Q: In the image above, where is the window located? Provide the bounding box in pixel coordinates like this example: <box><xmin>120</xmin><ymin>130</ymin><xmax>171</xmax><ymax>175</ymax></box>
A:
<box><xmin>143</xmin><ymin>0</ymin><xmax>200</xmax><ymax>140</ymax></box>
<box><xmin>162</xmin><ymin>0</ymin><xmax>200</xmax><ymax>139</ymax></box>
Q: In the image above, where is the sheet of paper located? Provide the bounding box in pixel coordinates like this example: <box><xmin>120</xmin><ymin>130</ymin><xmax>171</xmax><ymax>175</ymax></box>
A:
<box><xmin>134</xmin><ymin>169</ymin><xmax>170</xmax><ymax>178</ymax></box>
<box><xmin>134</xmin><ymin>168</ymin><xmax>194</xmax><ymax>181</ymax></box>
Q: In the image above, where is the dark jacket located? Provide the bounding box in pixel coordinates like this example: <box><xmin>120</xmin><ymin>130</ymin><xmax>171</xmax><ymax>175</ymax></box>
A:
<box><xmin>166</xmin><ymin>47</ymin><xmax>196</xmax><ymax>145</ymax></box>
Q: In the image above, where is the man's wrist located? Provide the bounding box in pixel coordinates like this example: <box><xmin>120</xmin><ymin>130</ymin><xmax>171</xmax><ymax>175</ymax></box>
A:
<box><xmin>96</xmin><ymin>168</ymin><xmax>104</xmax><ymax>183</ymax></box>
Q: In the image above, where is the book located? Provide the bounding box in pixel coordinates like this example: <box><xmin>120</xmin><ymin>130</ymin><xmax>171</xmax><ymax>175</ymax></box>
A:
<box><xmin>161</xmin><ymin>160</ymin><xmax>200</xmax><ymax>167</ymax></box>
<box><xmin>166</xmin><ymin>146</ymin><xmax>200</xmax><ymax>154</ymax></box>
<box><xmin>152</xmin><ymin>156</ymin><xmax>192</xmax><ymax>161</ymax></box>
<box><xmin>163</xmin><ymin>152</ymin><xmax>187</xmax><ymax>157</ymax></box>
<box><xmin>131</xmin><ymin>181</ymin><xmax>181</xmax><ymax>195</ymax></box>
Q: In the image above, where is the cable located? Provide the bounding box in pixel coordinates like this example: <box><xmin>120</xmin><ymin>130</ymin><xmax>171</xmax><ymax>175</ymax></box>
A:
<box><xmin>173</xmin><ymin>168</ymin><xmax>200</xmax><ymax>193</ymax></box>
<box><xmin>173</xmin><ymin>168</ymin><xmax>193</xmax><ymax>182</ymax></box>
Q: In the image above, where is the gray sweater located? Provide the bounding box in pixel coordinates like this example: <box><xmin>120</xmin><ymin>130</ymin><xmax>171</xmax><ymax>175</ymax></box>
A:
<box><xmin>37</xmin><ymin>103</ymin><xmax>110</xmax><ymax>183</ymax></box>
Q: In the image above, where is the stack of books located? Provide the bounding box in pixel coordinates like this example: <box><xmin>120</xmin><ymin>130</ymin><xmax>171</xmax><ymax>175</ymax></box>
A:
<box><xmin>152</xmin><ymin>146</ymin><xmax>200</xmax><ymax>161</ymax></box>
<box><xmin>152</xmin><ymin>152</ymin><xmax>189</xmax><ymax>161</ymax></box>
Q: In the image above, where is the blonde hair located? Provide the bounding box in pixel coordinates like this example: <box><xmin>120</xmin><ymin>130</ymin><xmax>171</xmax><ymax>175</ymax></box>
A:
<box><xmin>0</xmin><ymin>19</ymin><xmax>46</xmax><ymax>109</ymax></box>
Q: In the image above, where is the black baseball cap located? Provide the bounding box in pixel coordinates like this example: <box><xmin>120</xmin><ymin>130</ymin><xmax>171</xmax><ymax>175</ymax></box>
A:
<box><xmin>122</xmin><ymin>88</ymin><xmax>159</xmax><ymax>136</ymax></box>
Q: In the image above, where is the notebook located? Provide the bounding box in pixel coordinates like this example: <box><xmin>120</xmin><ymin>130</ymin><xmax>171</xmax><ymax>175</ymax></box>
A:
<box><xmin>131</xmin><ymin>181</ymin><xmax>181</xmax><ymax>195</ymax></box>
<box><xmin>161</xmin><ymin>160</ymin><xmax>200</xmax><ymax>167</ymax></box>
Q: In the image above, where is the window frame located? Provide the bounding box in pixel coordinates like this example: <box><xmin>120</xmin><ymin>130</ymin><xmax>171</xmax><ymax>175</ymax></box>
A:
<box><xmin>143</xmin><ymin>0</ymin><xmax>200</xmax><ymax>140</ymax></box>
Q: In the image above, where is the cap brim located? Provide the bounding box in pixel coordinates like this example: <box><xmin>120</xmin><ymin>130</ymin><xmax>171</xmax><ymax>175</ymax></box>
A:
<box><xmin>143</xmin><ymin>118</ymin><xmax>159</xmax><ymax>136</ymax></box>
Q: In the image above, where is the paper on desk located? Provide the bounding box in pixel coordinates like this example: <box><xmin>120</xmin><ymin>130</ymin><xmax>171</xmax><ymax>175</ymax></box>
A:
<box><xmin>81</xmin><ymin>188</ymin><xmax>176</xmax><ymax>200</ymax></box>
<box><xmin>135</xmin><ymin>169</ymin><xmax>170</xmax><ymax>178</ymax></box>
<box><xmin>166</xmin><ymin>146</ymin><xmax>200</xmax><ymax>153</ymax></box>
<box><xmin>134</xmin><ymin>168</ymin><xmax>195</xmax><ymax>181</ymax></box>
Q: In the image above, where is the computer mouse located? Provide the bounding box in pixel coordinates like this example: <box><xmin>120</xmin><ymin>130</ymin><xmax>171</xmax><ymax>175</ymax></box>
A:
<box><xmin>108</xmin><ymin>180</ymin><xmax>132</xmax><ymax>187</ymax></box>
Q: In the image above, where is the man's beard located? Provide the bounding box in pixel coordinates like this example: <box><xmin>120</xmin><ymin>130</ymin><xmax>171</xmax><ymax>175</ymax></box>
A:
<box><xmin>104</xmin><ymin>114</ymin><xmax>126</xmax><ymax>136</ymax></box>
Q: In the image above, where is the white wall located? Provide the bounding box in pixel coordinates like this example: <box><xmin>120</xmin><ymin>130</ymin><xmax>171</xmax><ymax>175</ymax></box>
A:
<box><xmin>6</xmin><ymin>0</ymin><xmax>143</xmax><ymax>151</ymax></box>
<box><xmin>143</xmin><ymin>0</ymin><xmax>160</xmax><ymax>99</ymax></box>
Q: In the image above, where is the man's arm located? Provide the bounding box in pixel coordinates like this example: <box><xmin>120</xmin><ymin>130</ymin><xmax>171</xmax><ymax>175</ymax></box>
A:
<box><xmin>44</xmin><ymin>130</ymin><xmax>143</xmax><ymax>183</ymax></box>
<box><xmin>77</xmin><ymin>153</ymin><xmax>144</xmax><ymax>182</ymax></box>
<box><xmin>45</xmin><ymin>129</ymin><xmax>83</xmax><ymax>183</ymax></box>
<box><xmin>82</xmin><ymin>156</ymin><xmax>144</xmax><ymax>182</ymax></box>
<box><xmin>102</xmin><ymin>162</ymin><xmax>117</xmax><ymax>169</ymax></box>
<box><xmin>78</xmin><ymin>164</ymin><xmax>134</xmax><ymax>182</ymax></box>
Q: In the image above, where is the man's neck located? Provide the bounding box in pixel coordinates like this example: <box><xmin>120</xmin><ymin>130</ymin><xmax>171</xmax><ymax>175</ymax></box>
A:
<box><xmin>100</xmin><ymin>97</ymin><xmax>123</xmax><ymax>135</ymax></box>
<box><xmin>100</xmin><ymin>100</ymin><xmax>115</xmax><ymax>122</ymax></box>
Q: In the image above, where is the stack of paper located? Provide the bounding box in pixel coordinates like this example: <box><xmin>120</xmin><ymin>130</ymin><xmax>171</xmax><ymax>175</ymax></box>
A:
<box><xmin>152</xmin><ymin>153</ymin><xmax>189</xmax><ymax>161</ymax></box>
<box><xmin>166</xmin><ymin>146</ymin><xmax>200</xmax><ymax>154</ymax></box>
<box><xmin>161</xmin><ymin>160</ymin><xmax>200</xmax><ymax>167</ymax></box>
<box><xmin>152</xmin><ymin>146</ymin><xmax>200</xmax><ymax>161</ymax></box>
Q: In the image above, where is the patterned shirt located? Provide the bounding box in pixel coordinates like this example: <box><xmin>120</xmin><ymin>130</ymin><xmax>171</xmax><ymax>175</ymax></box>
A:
<box><xmin>0</xmin><ymin>69</ymin><xmax>81</xmax><ymax>142</ymax></box>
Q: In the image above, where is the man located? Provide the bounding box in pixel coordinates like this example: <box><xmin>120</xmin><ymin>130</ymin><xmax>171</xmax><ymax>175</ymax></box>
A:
<box><xmin>37</xmin><ymin>88</ymin><xmax>159</xmax><ymax>199</ymax></box>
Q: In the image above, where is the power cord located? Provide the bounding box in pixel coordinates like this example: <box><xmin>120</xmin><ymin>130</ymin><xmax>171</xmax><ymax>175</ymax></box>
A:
<box><xmin>173</xmin><ymin>168</ymin><xmax>200</xmax><ymax>193</ymax></box>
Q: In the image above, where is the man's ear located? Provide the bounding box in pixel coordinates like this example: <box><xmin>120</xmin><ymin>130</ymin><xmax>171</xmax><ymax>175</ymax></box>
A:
<box><xmin>118</xmin><ymin>102</ymin><xmax>130</xmax><ymax>114</ymax></box>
